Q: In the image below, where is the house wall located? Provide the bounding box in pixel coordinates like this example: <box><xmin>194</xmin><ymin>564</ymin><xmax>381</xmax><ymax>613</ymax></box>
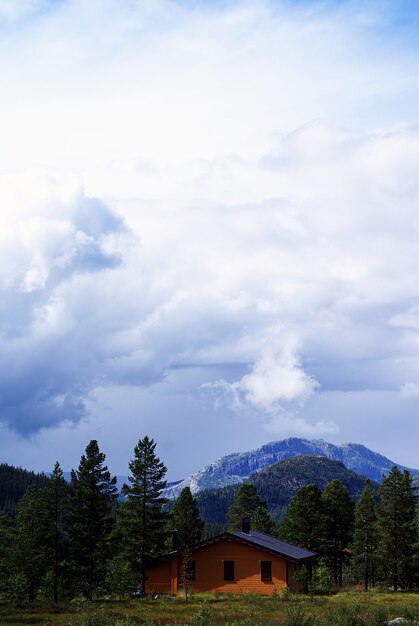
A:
<box><xmin>145</xmin><ymin>538</ymin><xmax>304</xmax><ymax>596</ymax></box>
<box><xmin>145</xmin><ymin>561</ymin><xmax>172</xmax><ymax>594</ymax></box>
<box><xmin>189</xmin><ymin>537</ymin><xmax>288</xmax><ymax>595</ymax></box>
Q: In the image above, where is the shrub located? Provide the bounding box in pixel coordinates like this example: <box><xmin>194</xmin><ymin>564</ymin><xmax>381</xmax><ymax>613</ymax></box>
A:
<box><xmin>191</xmin><ymin>600</ymin><xmax>211</xmax><ymax>626</ymax></box>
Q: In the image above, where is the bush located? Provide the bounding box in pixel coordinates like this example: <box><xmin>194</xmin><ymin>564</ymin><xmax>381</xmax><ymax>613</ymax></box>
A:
<box><xmin>191</xmin><ymin>600</ymin><xmax>211</xmax><ymax>626</ymax></box>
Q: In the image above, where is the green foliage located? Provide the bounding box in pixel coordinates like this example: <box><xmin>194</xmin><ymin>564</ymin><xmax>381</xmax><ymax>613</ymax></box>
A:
<box><xmin>171</xmin><ymin>486</ymin><xmax>204</xmax><ymax>550</ymax></box>
<box><xmin>0</xmin><ymin>463</ymin><xmax>49</xmax><ymax>517</ymax></box>
<box><xmin>284</xmin><ymin>601</ymin><xmax>316</xmax><ymax>626</ymax></box>
<box><xmin>279</xmin><ymin>484</ymin><xmax>324</xmax><ymax>551</ymax></box>
<box><xmin>118</xmin><ymin>435</ymin><xmax>168</xmax><ymax>595</ymax></box>
<box><xmin>197</xmin><ymin>456</ymin><xmax>371</xmax><ymax>526</ymax></box>
<box><xmin>69</xmin><ymin>597</ymin><xmax>136</xmax><ymax>626</ymax></box>
<box><xmin>308</xmin><ymin>564</ymin><xmax>332</xmax><ymax>595</ymax></box>
<box><xmin>252</xmin><ymin>456</ymin><xmax>369</xmax><ymax>514</ymax></box>
<box><xmin>0</xmin><ymin>572</ymin><xmax>28</xmax><ymax>607</ymax></box>
<box><xmin>104</xmin><ymin>555</ymin><xmax>138</xmax><ymax>597</ymax></box>
<box><xmin>44</xmin><ymin>461</ymin><xmax>70</xmax><ymax>602</ymax></box>
<box><xmin>251</xmin><ymin>506</ymin><xmax>276</xmax><ymax>534</ymax></box>
<box><xmin>351</xmin><ymin>479</ymin><xmax>378</xmax><ymax>590</ymax></box>
<box><xmin>226</xmin><ymin>483</ymin><xmax>266</xmax><ymax>530</ymax></box>
<box><xmin>377</xmin><ymin>466</ymin><xmax>418</xmax><ymax>590</ymax></box>
<box><xmin>191</xmin><ymin>600</ymin><xmax>211</xmax><ymax>626</ymax></box>
<box><xmin>68</xmin><ymin>440</ymin><xmax>118</xmax><ymax>599</ymax></box>
<box><xmin>13</xmin><ymin>484</ymin><xmax>52</xmax><ymax>601</ymax></box>
<box><xmin>197</xmin><ymin>485</ymin><xmax>239</xmax><ymax>525</ymax></box>
<box><xmin>0</xmin><ymin>513</ymin><xmax>16</xmax><ymax>597</ymax></box>
<box><xmin>367</xmin><ymin>605</ymin><xmax>388</xmax><ymax>626</ymax></box>
<box><xmin>334</xmin><ymin>602</ymin><xmax>363</xmax><ymax>626</ymax></box>
<box><xmin>322</xmin><ymin>480</ymin><xmax>354</xmax><ymax>586</ymax></box>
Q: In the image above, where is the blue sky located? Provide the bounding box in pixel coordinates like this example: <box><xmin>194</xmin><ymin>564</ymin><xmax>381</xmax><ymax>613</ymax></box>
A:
<box><xmin>0</xmin><ymin>0</ymin><xmax>419</xmax><ymax>479</ymax></box>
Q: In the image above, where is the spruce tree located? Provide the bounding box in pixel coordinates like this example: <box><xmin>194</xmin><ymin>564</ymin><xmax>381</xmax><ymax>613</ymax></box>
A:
<box><xmin>118</xmin><ymin>436</ymin><xmax>168</xmax><ymax>596</ymax></box>
<box><xmin>12</xmin><ymin>485</ymin><xmax>51</xmax><ymax>601</ymax></box>
<box><xmin>68</xmin><ymin>440</ymin><xmax>118</xmax><ymax>599</ymax></box>
<box><xmin>171</xmin><ymin>487</ymin><xmax>203</xmax><ymax>600</ymax></box>
<box><xmin>45</xmin><ymin>462</ymin><xmax>69</xmax><ymax>602</ymax></box>
<box><xmin>322</xmin><ymin>479</ymin><xmax>354</xmax><ymax>586</ymax></box>
<box><xmin>377</xmin><ymin>466</ymin><xmax>417</xmax><ymax>590</ymax></box>
<box><xmin>279</xmin><ymin>484</ymin><xmax>324</xmax><ymax>552</ymax></box>
<box><xmin>251</xmin><ymin>506</ymin><xmax>276</xmax><ymax>535</ymax></box>
<box><xmin>172</xmin><ymin>487</ymin><xmax>203</xmax><ymax>551</ymax></box>
<box><xmin>226</xmin><ymin>483</ymin><xmax>266</xmax><ymax>530</ymax></box>
<box><xmin>351</xmin><ymin>479</ymin><xmax>378</xmax><ymax>591</ymax></box>
<box><xmin>0</xmin><ymin>514</ymin><xmax>17</xmax><ymax>600</ymax></box>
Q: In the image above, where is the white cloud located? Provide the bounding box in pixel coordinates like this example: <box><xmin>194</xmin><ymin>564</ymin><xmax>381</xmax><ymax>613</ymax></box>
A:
<box><xmin>400</xmin><ymin>383</ymin><xmax>419</xmax><ymax>399</ymax></box>
<box><xmin>0</xmin><ymin>0</ymin><xmax>419</xmax><ymax>471</ymax></box>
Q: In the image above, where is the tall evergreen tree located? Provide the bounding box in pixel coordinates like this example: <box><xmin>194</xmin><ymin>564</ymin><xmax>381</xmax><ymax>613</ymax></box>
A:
<box><xmin>279</xmin><ymin>484</ymin><xmax>324</xmax><ymax>552</ymax></box>
<box><xmin>172</xmin><ymin>487</ymin><xmax>203</xmax><ymax>551</ymax></box>
<box><xmin>45</xmin><ymin>462</ymin><xmax>69</xmax><ymax>602</ymax></box>
<box><xmin>351</xmin><ymin>479</ymin><xmax>378</xmax><ymax>591</ymax></box>
<box><xmin>12</xmin><ymin>485</ymin><xmax>51</xmax><ymax>601</ymax></box>
<box><xmin>377</xmin><ymin>466</ymin><xmax>418</xmax><ymax>590</ymax></box>
<box><xmin>226</xmin><ymin>483</ymin><xmax>266</xmax><ymax>531</ymax></box>
<box><xmin>171</xmin><ymin>487</ymin><xmax>203</xmax><ymax>600</ymax></box>
<box><xmin>251</xmin><ymin>506</ymin><xmax>276</xmax><ymax>535</ymax></box>
<box><xmin>0</xmin><ymin>514</ymin><xmax>17</xmax><ymax>600</ymax></box>
<box><xmin>68</xmin><ymin>440</ymin><xmax>118</xmax><ymax>599</ymax></box>
<box><xmin>322</xmin><ymin>479</ymin><xmax>354</xmax><ymax>586</ymax></box>
<box><xmin>118</xmin><ymin>436</ymin><xmax>168</xmax><ymax>596</ymax></box>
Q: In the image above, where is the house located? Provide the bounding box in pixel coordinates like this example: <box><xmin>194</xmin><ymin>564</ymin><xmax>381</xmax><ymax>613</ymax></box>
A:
<box><xmin>145</xmin><ymin>519</ymin><xmax>317</xmax><ymax>595</ymax></box>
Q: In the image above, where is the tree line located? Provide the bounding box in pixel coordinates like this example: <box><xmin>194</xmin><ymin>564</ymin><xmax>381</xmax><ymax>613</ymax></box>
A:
<box><xmin>0</xmin><ymin>437</ymin><xmax>417</xmax><ymax>605</ymax></box>
<box><xmin>226</xmin><ymin>470</ymin><xmax>418</xmax><ymax>591</ymax></box>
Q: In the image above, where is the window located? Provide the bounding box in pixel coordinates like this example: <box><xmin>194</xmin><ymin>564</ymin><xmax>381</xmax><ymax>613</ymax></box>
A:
<box><xmin>186</xmin><ymin>560</ymin><xmax>196</xmax><ymax>581</ymax></box>
<box><xmin>261</xmin><ymin>561</ymin><xmax>272</xmax><ymax>582</ymax></box>
<box><xmin>224</xmin><ymin>560</ymin><xmax>234</xmax><ymax>581</ymax></box>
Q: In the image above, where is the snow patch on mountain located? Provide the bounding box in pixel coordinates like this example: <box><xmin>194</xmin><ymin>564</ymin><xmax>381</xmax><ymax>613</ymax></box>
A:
<box><xmin>163</xmin><ymin>438</ymin><xmax>419</xmax><ymax>500</ymax></box>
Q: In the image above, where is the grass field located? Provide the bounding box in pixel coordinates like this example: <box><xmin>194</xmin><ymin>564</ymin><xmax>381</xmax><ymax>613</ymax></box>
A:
<box><xmin>0</xmin><ymin>590</ymin><xmax>418</xmax><ymax>626</ymax></box>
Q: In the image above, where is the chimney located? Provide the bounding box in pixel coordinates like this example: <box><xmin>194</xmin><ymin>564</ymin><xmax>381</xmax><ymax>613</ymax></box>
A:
<box><xmin>242</xmin><ymin>517</ymin><xmax>250</xmax><ymax>534</ymax></box>
<box><xmin>172</xmin><ymin>530</ymin><xmax>178</xmax><ymax>552</ymax></box>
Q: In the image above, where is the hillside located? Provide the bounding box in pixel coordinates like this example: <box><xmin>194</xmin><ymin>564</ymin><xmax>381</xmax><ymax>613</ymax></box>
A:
<box><xmin>196</xmin><ymin>454</ymin><xmax>372</xmax><ymax>524</ymax></box>
<box><xmin>164</xmin><ymin>438</ymin><xmax>418</xmax><ymax>499</ymax></box>
<box><xmin>0</xmin><ymin>463</ymin><xmax>49</xmax><ymax>516</ymax></box>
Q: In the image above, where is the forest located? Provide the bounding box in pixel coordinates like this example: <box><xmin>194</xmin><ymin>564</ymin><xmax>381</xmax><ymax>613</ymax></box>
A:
<box><xmin>0</xmin><ymin>436</ymin><xmax>418</xmax><ymax>607</ymax></box>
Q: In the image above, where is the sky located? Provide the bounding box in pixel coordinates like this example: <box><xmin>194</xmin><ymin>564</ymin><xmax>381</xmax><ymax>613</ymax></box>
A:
<box><xmin>1</xmin><ymin>0</ymin><xmax>419</xmax><ymax>480</ymax></box>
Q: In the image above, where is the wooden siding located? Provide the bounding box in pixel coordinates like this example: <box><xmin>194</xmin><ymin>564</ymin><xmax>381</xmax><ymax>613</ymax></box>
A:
<box><xmin>145</xmin><ymin>538</ymin><xmax>305</xmax><ymax>595</ymax></box>
<box><xmin>145</xmin><ymin>561</ymin><xmax>172</xmax><ymax>595</ymax></box>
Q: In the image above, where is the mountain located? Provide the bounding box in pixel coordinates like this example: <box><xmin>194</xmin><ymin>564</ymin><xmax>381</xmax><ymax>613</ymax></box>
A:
<box><xmin>163</xmin><ymin>437</ymin><xmax>419</xmax><ymax>499</ymax></box>
<box><xmin>0</xmin><ymin>463</ymin><xmax>49</xmax><ymax>517</ymax></box>
<box><xmin>196</xmin><ymin>455</ymin><xmax>373</xmax><ymax>524</ymax></box>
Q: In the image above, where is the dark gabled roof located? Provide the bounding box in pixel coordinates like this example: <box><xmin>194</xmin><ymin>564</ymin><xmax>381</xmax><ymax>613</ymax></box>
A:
<box><xmin>171</xmin><ymin>530</ymin><xmax>317</xmax><ymax>563</ymax></box>
<box><xmin>230</xmin><ymin>530</ymin><xmax>317</xmax><ymax>561</ymax></box>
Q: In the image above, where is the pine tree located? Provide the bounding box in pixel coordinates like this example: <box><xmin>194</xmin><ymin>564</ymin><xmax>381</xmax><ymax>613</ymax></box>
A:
<box><xmin>171</xmin><ymin>487</ymin><xmax>203</xmax><ymax>601</ymax></box>
<box><xmin>68</xmin><ymin>440</ymin><xmax>118</xmax><ymax>599</ymax></box>
<box><xmin>279</xmin><ymin>484</ymin><xmax>324</xmax><ymax>552</ymax></box>
<box><xmin>12</xmin><ymin>485</ymin><xmax>51</xmax><ymax>601</ymax></box>
<box><xmin>45</xmin><ymin>462</ymin><xmax>69</xmax><ymax>602</ymax></box>
<box><xmin>377</xmin><ymin>467</ymin><xmax>418</xmax><ymax>590</ymax></box>
<box><xmin>351</xmin><ymin>479</ymin><xmax>378</xmax><ymax>591</ymax></box>
<box><xmin>118</xmin><ymin>436</ymin><xmax>168</xmax><ymax>596</ymax></box>
<box><xmin>226</xmin><ymin>483</ymin><xmax>266</xmax><ymax>530</ymax></box>
<box><xmin>322</xmin><ymin>479</ymin><xmax>354</xmax><ymax>586</ymax></box>
<box><xmin>0</xmin><ymin>514</ymin><xmax>17</xmax><ymax>600</ymax></box>
<box><xmin>251</xmin><ymin>506</ymin><xmax>276</xmax><ymax>535</ymax></box>
<box><xmin>172</xmin><ymin>487</ymin><xmax>203</xmax><ymax>551</ymax></box>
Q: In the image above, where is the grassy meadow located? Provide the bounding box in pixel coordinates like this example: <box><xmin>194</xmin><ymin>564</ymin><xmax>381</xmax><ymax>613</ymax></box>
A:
<box><xmin>0</xmin><ymin>590</ymin><xmax>418</xmax><ymax>626</ymax></box>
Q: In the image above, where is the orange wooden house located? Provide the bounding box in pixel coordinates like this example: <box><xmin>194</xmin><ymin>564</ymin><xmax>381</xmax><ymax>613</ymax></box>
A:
<box><xmin>145</xmin><ymin>520</ymin><xmax>317</xmax><ymax>595</ymax></box>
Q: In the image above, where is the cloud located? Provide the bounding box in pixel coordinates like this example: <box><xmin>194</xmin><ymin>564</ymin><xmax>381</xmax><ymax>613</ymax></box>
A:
<box><xmin>203</xmin><ymin>337</ymin><xmax>319</xmax><ymax>413</ymax></box>
<box><xmin>0</xmin><ymin>0</ymin><xmax>419</xmax><ymax>470</ymax></box>
<box><xmin>0</xmin><ymin>173</ymin><xmax>129</xmax><ymax>433</ymax></box>
<box><xmin>400</xmin><ymin>383</ymin><xmax>419</xmax><ymax>399</ymax></box>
